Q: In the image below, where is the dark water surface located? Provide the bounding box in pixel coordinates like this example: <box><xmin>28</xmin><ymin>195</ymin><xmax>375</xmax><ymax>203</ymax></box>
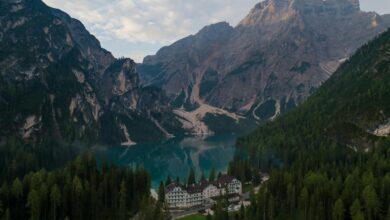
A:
<box><xmin>95</xmin><ymin>134</ymin><xmax>238</xmax><ymax>188</ymax></box>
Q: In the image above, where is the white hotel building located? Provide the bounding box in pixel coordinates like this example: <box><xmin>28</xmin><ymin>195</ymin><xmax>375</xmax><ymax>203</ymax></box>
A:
<box><xmin>165</xmin><ymin>175</ymin><xmax>242</xmax><ymax>209</ymax></box>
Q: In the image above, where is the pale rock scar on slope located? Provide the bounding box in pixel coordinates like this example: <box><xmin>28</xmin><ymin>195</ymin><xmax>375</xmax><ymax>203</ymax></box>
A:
<box><xmin>174</xmin><ymin>58</ymin><xmax>244</xmax><ymax>135</ymax></box>
<box><xmin>119</xmin><ymin>124</ymin><xmax>137</xmax><ymax>147</ymax></box>
<box><xmin>369</xmin><ymin>120</ymin><xmax>390</xmax><ymax>137</ymax></box>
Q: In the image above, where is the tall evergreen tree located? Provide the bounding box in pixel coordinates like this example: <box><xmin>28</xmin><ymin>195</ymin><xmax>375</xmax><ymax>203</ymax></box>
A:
<box><xmin>201</xmin><ymin>171</ymin><xmax>206</xmax><ymax>181</ymax></box>
<box><xmin>387</xmin><ymin>205</ymin><xmax>390</xmax><ymax>220</ymax></box>
<box><xmin>299</xmin><ymin>188</ymin><xmax>309</xmax><ymax>220</ymax></box>
<box><xmin>187</xmin><ymin>168</ymin><xmax>196</xmax><ymax>185</ymax></box>
<box><xmin>50</xmin><ymin>185</ymin><xmax>61</xmax><ymax>220</ymax></box>
<box><xmin>39</xmin><ymin>183</ymin><xmax>49</xmax><ymax>220</ymax></box>
<box><xmin>350</xmin><ymin>199</ymin><xmax>362</xmax><ymax>219</ymax></box>
<box><xmin>214</xmin><ymin>200</ymin><xmax>228</xmax><ymax>220</ymax></box>
<box><xmin>332</xmin><ymin>198</ymin><xmax>345</xmax><ymax>220</ymax></box>
<box><xmin>27</xmin><ymin>189</ymin><xmax>41</xmax><ymax>220</ymax></box>
<box><xmin>362</xmin><ymin>185</ymin><xmax>380</xmax><ymax>220</ymax></box>
<box><xmin>209</xmin><ymin>168</ymin><xmax>216</xmax><ymax>182</ymax></box>
<box><xmin>11</xmin><ymin>178</ymin><xmax>23</xmax><ymax>199</ymax></box>
<box><xmin>240</xmin><ymin>203</ymin><xmax>245</xmax><ymax>219</ymax></box>
<box><xmin>72</xmin><ymin>176</ymin><xmax>83</xmax><ymax>219</ymax></box>
<box><xmin>0</xmin><ymin>200</ymin><xmax>3</xmax><ymax>217</ymax></box>
<box><xmin>4</xmin><ymin>208</ymin><xmax>10</xmax><ymax>220</ymax></box>
<box><xmin>119</xmin><ymin>181</ymin><xmax>127</xmax><ymax>219</ymax></box>
<box><xmin>268</xmin><ymin>195</ymin><xmax>275</xmax><ymax>220</ymax></box>
<box><xmin>165</xmin><ymin>176</ymin><xmax>172</xmax><ymax>186</ymax></box>
<box><xmin>158</xmin><ymin>181</ymin><xmax>165</xmax><ymax>203</ymax></box>
<box><xmin>176</xmin><ymin>176</ymin><xmax>180</xmax><ymax>184</ymax></box>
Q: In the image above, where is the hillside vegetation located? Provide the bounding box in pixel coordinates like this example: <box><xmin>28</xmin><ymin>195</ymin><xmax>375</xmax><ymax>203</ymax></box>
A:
<box><xmin>233</xmin><ymin>29</ymin><xmax>390</xmax><ymax>220</ymax></box>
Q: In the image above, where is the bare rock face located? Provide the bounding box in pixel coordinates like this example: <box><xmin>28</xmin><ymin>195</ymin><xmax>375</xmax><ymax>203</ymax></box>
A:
<box><xmin>50</xmin><ymin>8</ymin><xmax>115</xmax><ymax>74</ymax></box>
<box><xmin>139</xmin><ymin>0</ymin><xmax>390</xmax><ymax>123</ymax></box>
<box><xmin>0</xmin><ymin>0</ymin><xmax>185</xmax><ymax>146</ymax></box>
<box><xmin>103</xmin><ymin>59</ymin><xmax>139</xmax><ymax>98</ymax></box>
<box><xmin>141</xmin><ymin>22</ymin><xmax>234</xmax><ymax>109</ymax></box>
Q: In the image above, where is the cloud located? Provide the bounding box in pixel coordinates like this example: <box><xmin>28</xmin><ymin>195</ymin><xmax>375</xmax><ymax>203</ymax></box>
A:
<box><xmin>360</xmin><ymin>0</ymin><xmax>390</xmax><ymax>15</ymax></box>
<box><xmin>43</xmin><ymin>0</ymin><xmax>257</xmax><ymax>61</ymax></box>
<box><xmin>43</xmin><ymin>0</ymin><xmax>390</xmax><ymax>62</ymax></box>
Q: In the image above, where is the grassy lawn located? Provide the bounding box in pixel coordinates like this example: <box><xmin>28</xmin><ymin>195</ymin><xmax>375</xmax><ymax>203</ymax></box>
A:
<box><xmin>177</xmin><ymin>213</ymin><xmax>207</xmax><ymax>220</ymax></box>
<box><xmin>243</xmin><ymin>183</ymin><xmax>253</xmax><ymax>193</ymax></box>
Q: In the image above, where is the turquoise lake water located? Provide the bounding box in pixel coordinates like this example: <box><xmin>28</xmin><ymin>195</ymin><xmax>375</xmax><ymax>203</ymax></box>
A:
<box><xmin>95</xmin><ymin>134</ymin><xmax>238</xmax><ymax>188</ymax></box>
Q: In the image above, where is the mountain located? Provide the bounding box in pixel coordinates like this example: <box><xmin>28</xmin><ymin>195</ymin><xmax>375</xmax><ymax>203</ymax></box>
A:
<box><xmin>0</xmin><ymin>0</ymin><xmax>184</xmax><ymax>147</ymax></box>
<box><xmin>238</xmin><ymin>28</ymin><xmax>390</xmax><ymax>164</ymax></box>
<box><xmin>138</xmin><ymin>0</ymin><xmax>390</xmax><ymax>132</ymax></box>
<box><xmin>232</xmin><ymin>29</ymin><xmax>390</xmax><ymax>220</ymax></box>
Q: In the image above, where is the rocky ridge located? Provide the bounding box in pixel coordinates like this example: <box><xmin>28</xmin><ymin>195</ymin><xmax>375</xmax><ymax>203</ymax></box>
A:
<box><xmin>0</xmin><ymin>0</ymin><xmax>185</xmax><ymax>146</ymax></box>
<box><xmin>139</xmin><ymin>0</ymin><xmax>390</xmax><ymax>134</ymax></box>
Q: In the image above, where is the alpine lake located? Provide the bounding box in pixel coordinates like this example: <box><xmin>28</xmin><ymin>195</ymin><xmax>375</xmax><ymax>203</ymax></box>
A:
<box><xmin>95</xmin><ymin>134</ymin><xmax>240</xmax><ymax>188</ymax></box>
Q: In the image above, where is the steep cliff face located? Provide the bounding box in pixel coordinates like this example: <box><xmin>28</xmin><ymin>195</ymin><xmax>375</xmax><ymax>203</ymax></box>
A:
<box><xmin>50</xmin><ymin>8</ymin><xmax>115</xmax><ymax>75</ymax></box>
<box><xmin>0</xmin><ymin>0</ymin><xmax>184</xmax><ymax>146</ymax></box>
<box><xmin>140</xmin><ymin>22</ymin><xmax>234</xmax><ymax>110</ymax></box>
<box><xmin>239</xmin><ymin>28</ymin><xmax>390</xmax><ymax>159</ymax></box>
<box><xmin>139</xmin><ymin>0</ymin><xmax>390</xmax><ymax>126</ymax></box>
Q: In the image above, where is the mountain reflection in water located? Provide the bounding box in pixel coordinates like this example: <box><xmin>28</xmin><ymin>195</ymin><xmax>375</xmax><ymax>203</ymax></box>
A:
<box><xmin>95</xmin><ymin>134</ymin><xmax>238</xmax><ymax>188</ymax></box>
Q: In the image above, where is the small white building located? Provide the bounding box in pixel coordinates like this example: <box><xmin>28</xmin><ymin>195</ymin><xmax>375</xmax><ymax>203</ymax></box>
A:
<box><xmin>165</xmin><ymin>175</ymin><xmax>242</xmax><ymax>209</ymax></box>
<box><xmin>213</xmin><ymin>175</ymin><xmax>242</xmax><ymax>195</ymax></box>
<box><xmin>165</xmin><ymin>184</ymin><xmax>189</xmax><ymax>208</ymax></box>
<box><xmin>202</xmin><ymin>183</ymin><xmax>220</xmax><ymax>199</ymax></box>
<box><xmin>187</xmin><ymin>184</ymin><xmax>203</xmax><ymax>207</ymax></box>
<box><xmin>165</xmin><ymin>183</ymin><xmax>204</xmax><ymax>208</ymax></box>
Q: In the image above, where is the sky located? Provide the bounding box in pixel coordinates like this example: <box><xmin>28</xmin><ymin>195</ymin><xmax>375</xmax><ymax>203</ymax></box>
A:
<box><xmin>43</xmin><ymin>0</ymin><xmax>390</xmax><ymax>63</ymax></box>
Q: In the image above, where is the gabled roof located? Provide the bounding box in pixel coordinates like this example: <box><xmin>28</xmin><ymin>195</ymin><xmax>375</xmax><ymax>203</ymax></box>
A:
<box><xmin>187</xmin><ymin>184</ymin><xmax>204</xmax><ymax>194</ymax></box>
<box><xmin>165</xmin><ymin>183</ymin><xmax>186</xmax><ymax>193</ymax></box>
<box><xmin>213</xmin><ymin>175</ymin><xmax>236</xmax><ymax>186</ymax></box>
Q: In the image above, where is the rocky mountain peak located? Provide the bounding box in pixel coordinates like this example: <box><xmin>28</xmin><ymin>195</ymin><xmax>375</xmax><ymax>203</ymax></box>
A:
<box><xmin>238</xmin><ymin>0</ymin><xmax>296</xmax><ymax>25</ymax></box>
<box><xmin>0</xmin><ymin>0</ymin><xmax>186</xmax><ymax>145</ymax></box>
<box><xmin>197</xmin><ymin>22</ymin><xmax>233</xmax><ymax>35</ymax></box>
<box><xmin>294</xmin><ymin>0</ymin><xmax>360</xmax><ymax>15</ymax></box>
<box><xmin>238</xmin><ymin>0</ymin><xmax>361</xmax><ymax>26</ymax></box>
<box><xmin>143</xmin><ymin>21</ymin><xmax>233</xmax><ymax>65</ymax></box>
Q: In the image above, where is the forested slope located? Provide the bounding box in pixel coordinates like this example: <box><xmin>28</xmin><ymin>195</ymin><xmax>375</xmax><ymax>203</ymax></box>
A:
<box><xmin>234</xmin><ymin>29</ymin><xmax>390</xmax><ymax>220</ymax></box>
<box><xmin>239</xmin><ymin>29</ymin><xmax>390</xmax><ymax>165</ymax></box>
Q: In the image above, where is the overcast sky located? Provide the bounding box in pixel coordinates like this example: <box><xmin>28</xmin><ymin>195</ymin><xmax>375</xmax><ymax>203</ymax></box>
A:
<box><xmin>43</xmin><ymin>0</ymin><xmax>390</xmax><ymax>63</ymax></box>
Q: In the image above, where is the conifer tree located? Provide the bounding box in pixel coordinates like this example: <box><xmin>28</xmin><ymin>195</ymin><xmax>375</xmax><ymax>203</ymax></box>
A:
<box><xmin>299</xmin><ymin>188</ymin><xmax>309</xmax><ymax>220</ymax></box>
<box><xmin>27</xmin><ymin>189</ymin><xmax>41</xmax><ymax>220</ymax></box>
<box><xmin>11</xmin><ymin>178</ymin><xmax>23</xmax><ymax>199</ymax></box>
<box><xmin>165</xmin><ymin>176</ymin><xmax>172</xmax><ymax>186</ymax></box>
<box><xmin>0</xmin><ymin>200</ymin><xmax>3</xmax><ymax>217</ymax></box>
<box><xmin>119</xmin><ymin>181</ymin><xmax>127</xmax><ymax>219</ymax></box>
<box><xmin>332</xmin><ymin>198</ymin><xmax>345</xmax><ymax>220</ymax></box>
<box><xmin>209</xmin><ymin>168</ymin><xmax>216</xmax><ymax>182</ymax></box>
<box><xmin>201</xmin><ymin>171</ymin><xmax>206</xmax><ymax>181</ymax></box>
<box><xmin>362</xmin><ymin>185</ymin><xmax>380</xmax><ymax>220</ymax></box>
<box><xmin>187</xmin><ymin>168</ymin><xmax>196</xmax><ymax>185</ymax></box>
<box><xmin>158</xmin><ymin>181</ymin><xmax>165</xmax><ymax>203</ymax></box>
<box><xmin>50</xmin><ymin>184</ymin><xmax>61</xmax><ymax>220</ymax></box>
